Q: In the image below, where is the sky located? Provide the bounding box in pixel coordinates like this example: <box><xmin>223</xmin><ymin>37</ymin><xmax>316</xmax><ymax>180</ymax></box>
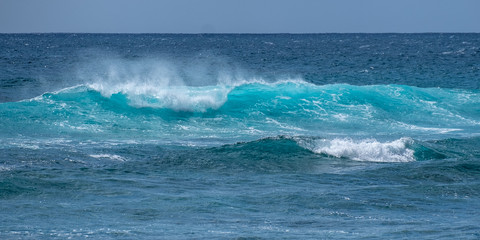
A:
<box><xmin>1</xmin><ymin>0</ymin><xmax>479</xmax><ymax>33</ymax></box>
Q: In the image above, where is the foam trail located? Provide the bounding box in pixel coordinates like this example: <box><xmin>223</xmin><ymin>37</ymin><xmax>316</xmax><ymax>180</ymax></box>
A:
<box><xmin>298</xmin><ymin>138</ymin><xmax>415</xmax><ymax>162</ymax></box>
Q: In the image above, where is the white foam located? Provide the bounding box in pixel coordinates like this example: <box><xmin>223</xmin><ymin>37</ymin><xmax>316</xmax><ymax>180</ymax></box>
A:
<box><xmin>89</xmin><ymin>81</ymin><xmax>232</xmax><ymax>112</ymax></box>
<box><xmin>0</xmin><ymin>165</ymin><xmax>13</xmax><ymax>172</ymax></box>
<box><xmin>299</xmin><ymin>137</ymin><xmax>415</xmax><ymax>162</ymax></box>
<box><xmin>12</xmin><ymin>143</ymin><xmax>40</xmax><ymax>150</ymax></box>
<box><xmin>265</xmin><ymin>117</ymin><xmax>305</xmax><ymax>132</ymax></box>
<box><xmin>89</xmin><ymin>154</ymin><xmax>126</xmax><ymax>161</ymax></box>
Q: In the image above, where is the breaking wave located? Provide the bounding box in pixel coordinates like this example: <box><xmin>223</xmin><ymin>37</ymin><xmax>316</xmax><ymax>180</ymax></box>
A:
<box><xmin>1</xmin><ymin>77</ymin><xmax>479</xmax><ymax>147</ymax></box>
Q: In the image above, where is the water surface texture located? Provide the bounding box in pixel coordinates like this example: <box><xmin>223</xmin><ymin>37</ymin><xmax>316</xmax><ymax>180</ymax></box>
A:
<box><xmin>1</xmin><ymin>34</ymin><xmax>480</xmax><ymax>239</ymax></box>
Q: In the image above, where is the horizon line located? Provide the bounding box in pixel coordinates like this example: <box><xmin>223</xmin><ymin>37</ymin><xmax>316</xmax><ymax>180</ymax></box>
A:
<box><xmin>1</xmin><ymin>32</ymin><xmax>480</xmax><ymax>34</ymax></box>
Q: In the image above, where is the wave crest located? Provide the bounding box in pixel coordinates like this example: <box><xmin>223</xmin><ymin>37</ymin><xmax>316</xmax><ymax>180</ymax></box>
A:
<box><xmin>297</xmin><ymin>137</ymin><xmax>416</xmax><ymax>162</ymax></box>
<box><xmin>88</xmin><ymin>82</ymin><xmax>232</xmax><ymax>112</ymax></box>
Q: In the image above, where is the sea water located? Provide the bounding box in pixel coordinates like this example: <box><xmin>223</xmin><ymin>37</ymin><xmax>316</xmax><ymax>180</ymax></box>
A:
<box><xmin>1</xmin><ymin>34</ymin><xmax>479</xmax><ymax>239</ymax></box>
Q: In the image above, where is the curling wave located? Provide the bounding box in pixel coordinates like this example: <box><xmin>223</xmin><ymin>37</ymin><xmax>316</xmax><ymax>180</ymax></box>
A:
<box><xmin>296</xmin><ymin>137</ymin><xmax>415</xmax><ymax>162</ymax></box>
<box><xmin>1</xmin><ymin>79</ymin><xmax>479</xmax><ymax>144</ymax></box>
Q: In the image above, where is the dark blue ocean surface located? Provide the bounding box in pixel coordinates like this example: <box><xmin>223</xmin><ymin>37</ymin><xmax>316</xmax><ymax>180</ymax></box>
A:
<box><xmin>1</xmin><ymin>34</ymin><xmax>480</xmax><ymax>239</ymax></box>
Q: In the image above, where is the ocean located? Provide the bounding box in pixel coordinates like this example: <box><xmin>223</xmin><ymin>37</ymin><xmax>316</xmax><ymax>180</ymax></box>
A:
<box><xmin>1</xmin><ymin>33</ymin><xmax>479</xmax><ymax>239</ymax></box>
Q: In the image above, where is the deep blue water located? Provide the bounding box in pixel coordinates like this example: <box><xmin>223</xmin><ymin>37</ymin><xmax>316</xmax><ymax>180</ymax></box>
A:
<box><xmin>1</xmin><ymin>34</ymin><xmax>480</xmax><ymax>239</ymax></box>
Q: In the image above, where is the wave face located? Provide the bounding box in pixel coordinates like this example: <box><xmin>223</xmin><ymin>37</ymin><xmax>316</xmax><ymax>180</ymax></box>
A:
<box><xmin>1</xmin><ymin>80</ymin><xmax>479</xmax><ymax>143</ymax></box>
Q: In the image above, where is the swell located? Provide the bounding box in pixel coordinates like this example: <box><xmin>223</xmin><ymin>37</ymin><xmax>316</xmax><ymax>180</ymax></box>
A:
<box><xmin>222</xmin><ymin>136</ymin><xmax>464</xmax><ymax>163</ymax></box>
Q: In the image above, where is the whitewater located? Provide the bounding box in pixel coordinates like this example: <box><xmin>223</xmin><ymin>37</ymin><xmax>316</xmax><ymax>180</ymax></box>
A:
<box><xmin>1</xmin><ymin>34</ymin><xmax>480</xmax><ymax>239</ymax></box>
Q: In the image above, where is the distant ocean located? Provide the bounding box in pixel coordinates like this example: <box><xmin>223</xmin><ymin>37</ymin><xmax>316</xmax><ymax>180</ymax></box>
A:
<box><xmin>1</xmin><ymin>34</ymin><xmax>479</xmax><ymax>239</ymax></box>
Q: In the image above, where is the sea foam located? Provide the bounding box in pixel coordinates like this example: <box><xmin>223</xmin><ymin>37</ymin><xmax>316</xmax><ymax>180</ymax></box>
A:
<box><xmin>88</xmin><ymin>82</ymin><xmax>231</xmax><ymax>112</ymax></box>
<box><xmin>297</xmin><ymin>137</ymin><xmax>415</xmax><ymax>162</ymax></box>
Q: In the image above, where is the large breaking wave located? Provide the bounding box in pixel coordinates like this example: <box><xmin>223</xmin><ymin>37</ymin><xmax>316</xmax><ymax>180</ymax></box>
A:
<box><xmin>1</xmin><ymin>67</ymin><xmax>480</xmax><ymax>163</ymax></box>
<box><xmin>1</xmin><ymin>79</ymin><xmax>479</xmax><ymax>141</ymax></box>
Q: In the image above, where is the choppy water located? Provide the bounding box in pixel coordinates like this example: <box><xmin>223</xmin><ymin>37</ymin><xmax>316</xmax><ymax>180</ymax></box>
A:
<box><xmin>1</xmin><ymin>34</ymin><xmax>480</xmax><ymax>239</ymax></box>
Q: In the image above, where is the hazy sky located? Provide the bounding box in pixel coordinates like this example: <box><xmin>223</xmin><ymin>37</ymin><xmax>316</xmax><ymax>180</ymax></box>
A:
<box><xmin>1</xmin><ymin>0</ymin><xmax>479</xmax><ymax>33</ymax></box>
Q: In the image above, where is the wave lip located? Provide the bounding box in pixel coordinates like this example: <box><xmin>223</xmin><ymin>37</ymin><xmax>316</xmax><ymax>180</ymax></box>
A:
<box><xmin>298</xmin><ymin>137</ymin><xmax>415</xmax><ymax>162</ymax></box>
<box><xmin>87</xmin><ymin>82</ymin><xmax>232</xmax><ymax>112</ymax></box>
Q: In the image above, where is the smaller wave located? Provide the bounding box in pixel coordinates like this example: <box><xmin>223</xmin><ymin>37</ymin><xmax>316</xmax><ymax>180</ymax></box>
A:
<box><xmin>220</xmin><ymin>136</ymin><xmax>418</xmax><ymax>163</ymax></box>
<box><xmin>296</xmin><ymin>137</ymin><xmax>415</xmax><ymax>162</ymax></box>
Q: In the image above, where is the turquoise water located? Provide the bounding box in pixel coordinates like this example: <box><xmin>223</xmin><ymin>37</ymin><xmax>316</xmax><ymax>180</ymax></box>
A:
<box><xmin>1</xmin><ymin>34</ymin><xmax>480</xmax><ymax>239</ymax></box>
